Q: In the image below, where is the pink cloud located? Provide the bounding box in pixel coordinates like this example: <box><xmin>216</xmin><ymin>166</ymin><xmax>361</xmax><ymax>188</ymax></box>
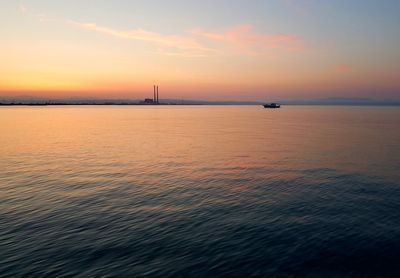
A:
<box><xmin>68</xmin><ymin>21</ymin><xmax>218</xmax><ymax>57</ymax></box>
<box><xmin>70</xmin><ymin>22</ymin><xmax>302</xmax><ymax>57</ymax></box>
<box><xmin>335</xmin><ymin>64</ymin><xmax>352</xmax><ymax>73</ymax></box>
<box><xmin>19</xmin><ymin>3</ymin><xmax>304</xmax><ymax>58</ymax></box>
<box><xmin>191</xmin><ymin>24</ymin><xmax>304</xmax><ymax>55</ymax></box>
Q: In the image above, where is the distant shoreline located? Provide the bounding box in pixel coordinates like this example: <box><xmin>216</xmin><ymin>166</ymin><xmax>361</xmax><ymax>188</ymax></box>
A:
<box><xmin>0</xmin><ymin>103</ymin><xmax>204</xmax><ymax>106</ymax></box>
<box><xmin>1</xmin><ymin>103</ymin><xmax>400</xmax><ymax>107</ymax></box>
<box><xmin>1</xmin><ymin>99</ymin><xmax>400</xmax><ymax>107</ymax></box>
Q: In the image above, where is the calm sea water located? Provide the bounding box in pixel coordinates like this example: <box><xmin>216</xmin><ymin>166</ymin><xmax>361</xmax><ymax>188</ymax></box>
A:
<box><xmin>1</xmin><ymin>105</ymin><xmax>400</xmax><ymax>277</ymax></box>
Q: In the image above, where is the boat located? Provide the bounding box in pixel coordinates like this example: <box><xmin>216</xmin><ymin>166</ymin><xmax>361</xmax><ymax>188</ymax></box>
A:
<box><xmin>263</xmin><ymin>103</ymin><xmax>281</xmax><ymax>108</ymax></box>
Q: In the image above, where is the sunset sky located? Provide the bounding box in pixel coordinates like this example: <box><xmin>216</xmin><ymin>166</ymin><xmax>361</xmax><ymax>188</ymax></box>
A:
<box><xmin>1</xmin><ymin>0</ymin><xmax>399</xmax><ymax>101</ymax></box>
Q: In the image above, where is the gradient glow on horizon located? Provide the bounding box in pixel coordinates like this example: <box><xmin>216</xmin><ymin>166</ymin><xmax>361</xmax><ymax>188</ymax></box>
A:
<box><xmin>1</xmin><ymin>0</ymin><xmax>399</xmax><ymax>101</ymax></box>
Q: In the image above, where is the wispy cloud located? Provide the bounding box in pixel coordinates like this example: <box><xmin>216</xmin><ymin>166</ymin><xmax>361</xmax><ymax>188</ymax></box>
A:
<box><xmin>19</xmin><ymin>3</ymin><xmax>304</xmax><ymax>57</ymax></box>
<box><xmin>191</xmin><ymin>24</ymin><xmax>303</xmax><ymax>55</ymax></box>
<box><xmin>68</xmin><ymin>21</ymin><xmax>217</xmax><ymax>57</ymax></box>
<box><xmin>71</xmin><ymin>21</ymin><xmax>303</xmax><ymax>57</ymax></box>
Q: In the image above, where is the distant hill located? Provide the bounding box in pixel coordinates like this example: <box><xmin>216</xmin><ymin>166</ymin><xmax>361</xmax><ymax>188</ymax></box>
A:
<box><xmin>281</xmin><ymin>98</ymin><xmax>400</xmax><ymax>106</ymax></box>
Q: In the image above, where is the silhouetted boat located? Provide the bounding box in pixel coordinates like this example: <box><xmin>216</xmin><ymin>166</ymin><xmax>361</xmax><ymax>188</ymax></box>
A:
<box><xmin>263</xmin><ymin>103</ymin><xmax>281</xmax><ymax>108</ymax></box>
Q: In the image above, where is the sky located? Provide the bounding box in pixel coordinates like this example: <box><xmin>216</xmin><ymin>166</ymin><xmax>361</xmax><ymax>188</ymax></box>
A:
<box><xmin>1</xmin><ymin>0</ymin><xmax>399</xmax><ymax>101</ymax></box>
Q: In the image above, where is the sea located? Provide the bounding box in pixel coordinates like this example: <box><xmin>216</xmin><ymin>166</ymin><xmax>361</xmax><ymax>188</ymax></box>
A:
<box><xmin>1</xmin><ymin>105</ymin><xmax>400</xmax><ymax>277</ymax></box>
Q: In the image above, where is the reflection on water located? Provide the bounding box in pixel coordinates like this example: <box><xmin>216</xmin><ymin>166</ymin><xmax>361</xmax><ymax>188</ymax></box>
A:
<box><xmin>1</xmin><ymin>106</ymin><xmax>400</xmax><ymax>277</ymax></box>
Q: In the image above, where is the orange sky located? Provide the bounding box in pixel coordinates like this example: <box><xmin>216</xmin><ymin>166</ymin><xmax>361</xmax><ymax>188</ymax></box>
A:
<box><xmin>1</xmin><ymin>1</ymin><xmax>399</xmax><ymax>101</ymax></box>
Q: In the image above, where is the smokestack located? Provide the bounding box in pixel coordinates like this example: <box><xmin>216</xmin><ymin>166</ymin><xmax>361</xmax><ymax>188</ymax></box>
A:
<box><xmin>157</xmin><ymin>85</ymin><xmax>159</xmax><ymax>103</ymax></box>
<box><xmin>153</xmin><ymin>85</ymin><xmax>156</xmax><ymax>102</ymax></box>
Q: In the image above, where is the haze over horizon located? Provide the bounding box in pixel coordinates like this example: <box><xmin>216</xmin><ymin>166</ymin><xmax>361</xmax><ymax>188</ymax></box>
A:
<box><xmin>1</xmin><ymin>0</ymin><xmax>399</xmax><ymax>101</ymax></box>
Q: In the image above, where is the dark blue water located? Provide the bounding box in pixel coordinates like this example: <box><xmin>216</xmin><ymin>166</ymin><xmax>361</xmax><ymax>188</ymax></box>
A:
<box><xmin>1</xmin><ymin>106</ymin><xmax>400</xmax><ymax>277</ymax></box>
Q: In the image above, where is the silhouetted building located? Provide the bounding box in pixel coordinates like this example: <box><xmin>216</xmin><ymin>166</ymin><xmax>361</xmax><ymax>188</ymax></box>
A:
<box><xmin>139</xmin><ymin>85</ymin><xmax>160</xmax><ymax>104</ymax></box>
<box><xmin>141</xmin><ymin>98</ymin><xmax>155</xmax><ymax>104</ymax></box>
